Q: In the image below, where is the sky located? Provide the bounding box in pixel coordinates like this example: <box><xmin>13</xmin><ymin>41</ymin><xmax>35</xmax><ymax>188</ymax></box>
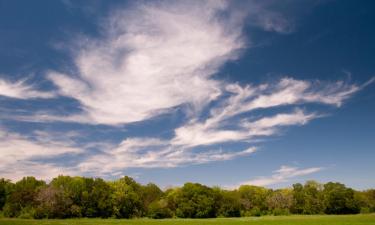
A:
<box><xmin>0</xmin><ymin>0</ymin><xmax>374</xmax><ymax>190</ymax></box>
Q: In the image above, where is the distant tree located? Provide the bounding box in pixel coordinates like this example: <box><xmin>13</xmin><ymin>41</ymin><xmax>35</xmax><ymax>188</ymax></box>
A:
<box><xmin>291</xmin><ymin>183</ymin><xmax>304</xmax><ymax>214</ymax></box>
<box><xmin>303</xmin><ymin>181</ymin><xmax>325</xmax><ymax>214</ymax></box>
<box><xmin>83</xmin><ymin>178</ymin><xmax>113</xmax><ymax>218</ymax></box>
<box><xmin>174</xmin><ymin>183</ymin><xmax>216</xmax><ymax>218</ymax></box>
<box><xmin>323</xmin><ymin>182</ymin><xmax>360</xmax><ymax>214</ymax></box>
<box><xmin>50</xmin><ymin>175</ymin><xmax>86</xmax><ymax>217</ymax></box>
<box><xmin>147</xmin><ymin>199</ymin><xmax>173</xmax><ymax>219</ymax></box>
<box><xmin>238</xmin><ymin>185</ymin><xmax>269</xmax><ymax>215</ymax></box>
<box><xmin>0</xmin><ymin>178</ymin><xmax>12</xmax><ymax>210</ymax></box>
<box><xmin>364</xmin><ymin>189</ymin><xmax>375</xmax><ymax>212</ymax></box>
<box><xmin>111</xmin><ymin>176</ymin><xmax>144</xmax><ymax>218</ymax></box>
<box><xmin>266</xmin><ymin>189</ymin><xmax>293</xmax><ymax>215</ymax></box>
<box><xmin>142</xmin><ymin>183</ymin><xmax>163</xmax><ymax>215</ymax></box>
<box><xmin>3</xmin><ymin>177</ymin><xmax>45</xmax><ymax>217</ymax></box>
<box><xmin>0</xmin><ymin>176</ymin><xmax>370</xmax><ymax>219</ymax></box>
<box><xmin>215</xmin><ymin>188</ymin><xmax>241</xmax><ymax>217</ymax></box>
<box><xmin>34</xmin><ymin>185</ymin><xmax>72</xmax><ymax>218</ymax></box>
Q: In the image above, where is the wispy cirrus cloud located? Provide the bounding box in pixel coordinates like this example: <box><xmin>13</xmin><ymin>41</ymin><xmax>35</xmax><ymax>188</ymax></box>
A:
<box><xmin>229</xmin><ymin>165</ymin><xmax>323</xmax><ymax>188</ymax></box>
<box><xmin>78</xmin><ymin>137</ymin><xmax>257</xmax><ymax>176</ymax></box>
<box><xmin>47</xmin><ymin>0</ymin><xmax>244</xmax><ymax>125</ymax></box>
<box><xmin>0</xmin><ymin>127</ymin><xmax>82</xmax><ymax>181</ymax></box>
<box><xmin>75</xmin><ymin>76</ymin><xmax>361</xmax><ymax>176</ymax></box>
<box><xmin>0</xmin><ymin>78</ymin><xmax>55</xmax><ymax>99</ymax></box>
<box><xmin>171</xmin><ymin>77</ymin><xmax>360</xmax><ymax>148</ymax></box>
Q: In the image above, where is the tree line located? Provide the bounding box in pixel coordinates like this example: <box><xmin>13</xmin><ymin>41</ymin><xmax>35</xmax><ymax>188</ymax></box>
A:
<box><xmin>0</xmin><ymin>176</ymin><xmax>374</xmax><ymax>219</ymax></box>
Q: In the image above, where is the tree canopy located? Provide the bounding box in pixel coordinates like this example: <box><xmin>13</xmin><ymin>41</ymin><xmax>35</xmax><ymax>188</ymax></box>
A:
<box><xmin>0</xmin><ymin>176</ymin><xmax>373</xmax><ymax>219</ymax></box>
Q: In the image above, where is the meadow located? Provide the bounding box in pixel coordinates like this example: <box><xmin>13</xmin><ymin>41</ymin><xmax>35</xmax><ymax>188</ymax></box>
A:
<box><xmin>1</xmin><ymin>214</ymin><xmax>375</xmax><ymax>225</ymax></box>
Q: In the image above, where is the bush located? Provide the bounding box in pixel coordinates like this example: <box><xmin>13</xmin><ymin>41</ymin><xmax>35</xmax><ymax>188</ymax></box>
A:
<box><xmin>70</xmin><ymin>205</ymin><xmax>82</xmax><ymax>218</ymax></box>
<box><xmin>360</xmin><ymin>207</ymin><xmax>371</xmax><ymax>214</ymax></box>
<box><xmin>18</xmin><ymin>207</ymin><xmax>36</xmax><ymax>219</ymax></box>
<box><xmin>273</xmin><ymin>208</ymin><xmax>290</xmax><ymax>216</ymax></box>
<box><xmin>148</xmin><ymin>200</ymin><xmax>173</xmax><ymax>219</ymax></box>
<box><xmin>249</xmin><ymin>207</ymin><xmax>262</xmax><ymax>217</ymax></box>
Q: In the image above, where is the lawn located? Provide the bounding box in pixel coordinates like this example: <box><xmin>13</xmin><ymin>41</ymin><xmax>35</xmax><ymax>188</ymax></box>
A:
<box><xmin>1</xmin><ymin>214</ymin><xmax>375</xmax><ymax>225</ymax></box>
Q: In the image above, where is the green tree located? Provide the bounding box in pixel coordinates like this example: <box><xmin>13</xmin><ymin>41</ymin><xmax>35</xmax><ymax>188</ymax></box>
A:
<box><xmin>364</xmin><ymin>189</ymin><xmax>375</xmax><ymax>212</ymax></box>
<box><xmin>291</xmin><ymin>183</ymin><xmax>304</xmax><ymax>214</ymax></box>
<box><xmin>111</xmin><ymin>176</ymin><xmax>144</xmax><ymax>218</ymax></box>
<box><xmin>302</xmin><ymin>181</ymin><xmax>324</xmax><ymax>214</ymax></box>
<box><xmin>142</xmin><ymin>183</ymin><xmax>163</xmax><ymax>215</ymax></box>
<box><xmin>174</xmin><ymin>183</ymin><xmax>216</xmax><ymax>218</ymax></box>
<box><xmin>50</xmin><ymin>175</ymin><xmax>86</xmax><ymax>217</ymax></box>
<box><xmin>323</xmin><ymin>182</ymin><xmax>360</xmax><ymax>214</ymax></box>
<box><xmin>3</xmin><ymin>177</ymin><xmax>45</xmax><ymax>217</ymax></box>
<box><xmin>147</xmin><ymin>199</ymin><xmax>173</xmax><ymax>219</ymax></box>
<box><xmin>238</xmin><ymin>185</ymin><xmax>269</xmax><ymax>215</ymax></box>
<box><xmin>80</xmin><ymin>178</ymin><xmax>113</xmax><ymax>218</ymax></box>
<box><xmin>0</xmin><ymin>178</ymin><xmax>12</xmax><ymax>210</ymax></box>
<box><xmin>215</xmin><ymin>189</ymin><xmax>241</xmax><ymax>217</ymax></box>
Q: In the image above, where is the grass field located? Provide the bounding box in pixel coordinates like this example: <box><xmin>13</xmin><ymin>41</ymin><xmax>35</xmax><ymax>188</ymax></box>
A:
<box><xmin>0</xmin><ymin>214</ymin><xmax>375</xmax><ymax>225</ymax></box>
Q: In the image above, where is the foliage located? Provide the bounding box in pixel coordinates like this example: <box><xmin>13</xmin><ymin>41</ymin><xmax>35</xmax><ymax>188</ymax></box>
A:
<box><xmin>173</xmin><ymin>183</ymin><xmax>216</xmax><ymax>218</ymax></box>
<box><xmin>323</xmin><ymin>182</ymin><xmax>360</xmax><ymax>214</ymax></box>
<box><xmin>0</xmin><ymin>175</ymin><xmax>374</xmax><ymax>219</ymax></box>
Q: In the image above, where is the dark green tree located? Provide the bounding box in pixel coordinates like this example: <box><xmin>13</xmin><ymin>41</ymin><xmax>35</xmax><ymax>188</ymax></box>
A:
<box><xmin>323</xmin><ymin>182</ymin><xmax>360</xmax><ymax>214</ymax></box>
<box><xmin>0</xmin><ymin>178</ymin><xmax>12</xmax><ymax>210</ymax></box>
<box><xmin>174</xmin><ymin>183</ymin><xmax>216</xmax><ymax>218</ymax></box>
<box><xmin>3</xmin><ymin>177</ymin><xmax>45</xmax><ymax>217</ymax></box>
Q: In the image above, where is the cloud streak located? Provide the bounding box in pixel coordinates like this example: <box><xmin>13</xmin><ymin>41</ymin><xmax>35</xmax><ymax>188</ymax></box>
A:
<box><xmin>231</xmin><ymin>165</ymin><xmax>323</xmax><ymax>188</ymax></box>
<box><xmin>0</xmin><ymin>78</ymin><xmax>55</xmax><ymax>99</ymax></box>
<box><xmin>0</xmin><ymin>128</ymin><xmax>82</xmax><ymax>181</ymax></box>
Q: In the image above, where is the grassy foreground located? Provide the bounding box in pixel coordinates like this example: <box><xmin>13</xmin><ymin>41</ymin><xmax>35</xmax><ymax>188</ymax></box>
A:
<box><xmin>1</xmin><ymin>214</ymin><xmax>375</xmax><ymax>225</ymax></box>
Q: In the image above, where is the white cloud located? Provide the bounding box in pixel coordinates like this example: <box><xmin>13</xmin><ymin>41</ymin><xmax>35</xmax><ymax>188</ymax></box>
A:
<box><xmin>232</xmin><ymin>165</ymin><xmax>323</xmax><ymax>188</ymax></box>
<box><xmin>72</xmin><ymin>74</ymin><xmax>364</xmax><ymax>176</ymax></box>
<box><xmin>0</xmin><ymin>162</ymin><xmax>78</xmax><ymax>182</ymax></box>
<box><xmin>0</xmin><ymin>78</ymin><xmax>55</xmax><ymax>99</ymax></box>
<box><xmin>171</xmin><ymin>77</ymin><xmax>359</xmax><ymax>148</ymax></box>
<box><xmin>172</xmin><ymin>109</ymin><xmax>317</xmax><ymax>147</ymax></box>
<box><xmin>47</xmin><ymin>0</ymin><xmax>244</xmax><ymax>125</ymax></box>
<box><xmin>0</xmin><ymin>128</ymin><xmax>82</xmax><ymax>181</ymax></box>
<box><xmin>78</xmin><ymin>137</ymin><xmax>257</xmax><ymax>176</ymax></box>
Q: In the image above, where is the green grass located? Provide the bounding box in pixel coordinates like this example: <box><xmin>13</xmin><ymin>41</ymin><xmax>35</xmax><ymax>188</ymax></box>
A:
<box><xmin>1</xmin><ymin>214</ymin><xmax>375</xmax><ymax>225</ymax></box>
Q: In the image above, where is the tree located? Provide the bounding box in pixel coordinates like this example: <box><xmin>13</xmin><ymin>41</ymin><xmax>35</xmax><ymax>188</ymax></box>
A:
<box><xmin>147</xmin><ymin>199</ymin><xmax>173</xmax><ymax>219</ymax></box>
<box><xmin>0</xmin><ymin>178</ymin><xmax>12</xmax><ymax>210</ymax></box>
<box><xmin>111</xmin><ymin>176</ymin><xmax>144</xmax><ymax>218</ymax></box>
<box><xmin>174</xmin><ymin>183</ymin><xmax>216</xmax><ymax>218</ymax></box>
<box><xmin>142</xmin><ymin>183</ymin><xmax>163</xmax><ymax>215</ymax></box>
<box><xmin>302</xmin><ymin>181</ymin><xmax>324</xmax><ymax>214</ymax></box>
<box><xmin>291</xmin><ymin>183</ymin><xmax>304</xmax><ymax>214</ymax></box>
<box><xmin>34</xmin><ymin>186</ymin><xmax>72</xmax><ymax>218</ymax></box>
<box><xmin>266</xmin><ymin>189</ymin><xmax>293</xmax><ymax>215</ymax></box>
<box><xmin>3</xmin><ymin>177</ymin><xmax>45</xmax><ymax>217</ymax></box>
<box><xmin>364</xmin><ymin>189</ymin><xmax>375</xmax><ymax>212</ymax></box>
<box><xmin>238</xmin><ymin>185</ymin><xmax>269</xmax><ymax>215</ymax></box>
<box><xmin>215</xmin><ymin>189</ymin><xmax>241</xmax><ymax>217</ymax></box>
<box><xmin>323</xmin><ymin>182</ymin><xmax>360</xmax><ymax>214</ymax></box>
<box><xmin>81</xmin><ymin>178</ymin><xmax>113</xmax><ymax>218</ymax></box>
<box><xmin>50</xmin><ymin>175</ymin><xmax>86</xmax><ymax>217</ymax></box>
<box><xmin>0</xmin><ymin>176</ymin><xmax>369</xmax><ymax>218</ymax></box>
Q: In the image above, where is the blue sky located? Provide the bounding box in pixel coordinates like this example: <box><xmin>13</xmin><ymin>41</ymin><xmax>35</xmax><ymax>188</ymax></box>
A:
<box><xmin>0</xmin><ymin>0</ymin><xmax>374</xmax><ymax>189</ymax></box>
